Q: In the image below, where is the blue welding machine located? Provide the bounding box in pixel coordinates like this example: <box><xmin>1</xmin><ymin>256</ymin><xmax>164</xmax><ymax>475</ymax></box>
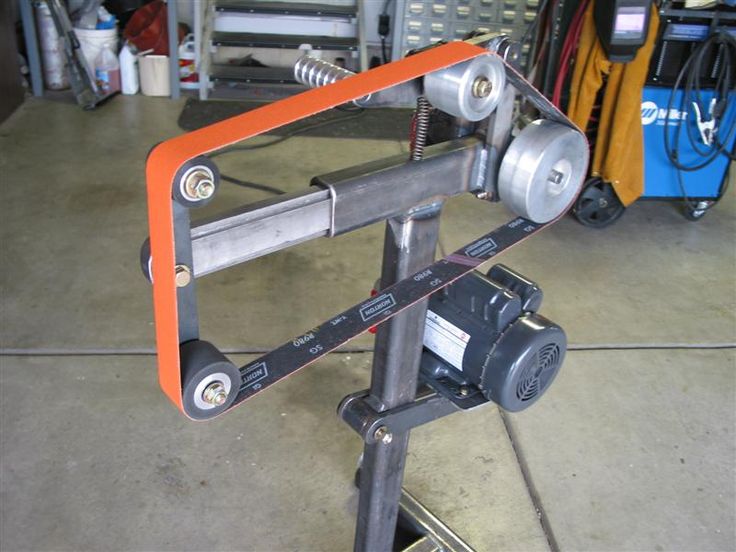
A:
<box><xmin>573</xmin><ymin>29</ymin><xmax>735</xmax><ymax>227</ymax></box>
<box><xmin>641</xmin><ymin>86</ymin><xmax>734</xmax><ymax>200</ymax></box>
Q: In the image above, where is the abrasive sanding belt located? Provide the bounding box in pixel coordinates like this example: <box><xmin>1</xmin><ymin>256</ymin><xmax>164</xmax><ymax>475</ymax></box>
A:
<box><xmin>145</xmin><ymin>41</ymin><xmax>586</xmax><ymax>418</ymax></box>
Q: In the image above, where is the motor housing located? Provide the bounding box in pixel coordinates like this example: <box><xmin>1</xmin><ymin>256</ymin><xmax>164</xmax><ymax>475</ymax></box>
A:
<box><xmin>421</xmin><ymin>264</ymin><xmax>565</xmax><ymax>412</ymax></box>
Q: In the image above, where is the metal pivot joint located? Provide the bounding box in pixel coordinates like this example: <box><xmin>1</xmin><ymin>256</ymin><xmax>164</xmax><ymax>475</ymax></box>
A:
<box><xmin>339</xmin><ymin>388</ymin><xmax>465</xmax><ymax>445</ymax></box>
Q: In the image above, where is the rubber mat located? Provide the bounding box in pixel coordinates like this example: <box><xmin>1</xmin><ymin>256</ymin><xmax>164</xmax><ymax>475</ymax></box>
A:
<box><xmin>178</xmin><ymin>97</ymin><xmax>414</xmax><ymax>139</ymax></box>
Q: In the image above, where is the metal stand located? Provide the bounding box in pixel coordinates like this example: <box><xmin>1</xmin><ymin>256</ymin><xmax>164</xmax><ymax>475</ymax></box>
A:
<box><xmin>355</xmin><ymin>211</ymin><xmax>441</xmax><ymax>551</ymax></box>
<box><xmin>351</xmin><ymin>209</ymin><xmax>479</xmax><ymax>551</ymax></box>
<box><xmin>397</xmin><ymin>488</ymin><xmax>474</xmax><ymax>552</ymax></box>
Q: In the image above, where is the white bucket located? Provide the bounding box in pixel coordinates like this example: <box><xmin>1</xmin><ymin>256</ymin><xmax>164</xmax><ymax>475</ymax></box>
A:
<box><xmin>74</xmin><ymin>27</ymin><xmax>118</xmax><ymax>70</ymax></box>
<box><xmin>139</xmin><ymin>55</ymin><xmax>170</xmax><ymax>96</ymax></box>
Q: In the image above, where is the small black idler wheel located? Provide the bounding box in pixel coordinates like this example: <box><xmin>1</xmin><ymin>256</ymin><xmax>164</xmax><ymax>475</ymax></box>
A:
<box><xmin>180</xmin><ymin>340</ymin><xmax>240</xmax><ymax>420</ymax></box>
<box><xmin>172</xmin><ymin>156</ymin><xmax>220</xmax><ymax>208</ymax></box>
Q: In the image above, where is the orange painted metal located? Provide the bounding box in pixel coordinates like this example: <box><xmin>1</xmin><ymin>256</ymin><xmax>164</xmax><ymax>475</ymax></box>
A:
<box><xmin>146</xmin><ymin>41</ymin><xmax>488</xmax><ymax>413</ymax></box>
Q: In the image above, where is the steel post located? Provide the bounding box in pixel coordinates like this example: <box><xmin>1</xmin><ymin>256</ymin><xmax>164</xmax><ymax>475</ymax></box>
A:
<box><xmin>167</xmin><ymin>0</ymin><xmax>180</xmax><ymax>99</ymax></box>
<box><xmin>354</xmin><ymin>209</ymin><xmax>442</xmax><ymax>552</ymax></box>
<box><xmin>19</xmin><ymin>0</ymin><xmax>43</xmax><ymax>97</ymax></box>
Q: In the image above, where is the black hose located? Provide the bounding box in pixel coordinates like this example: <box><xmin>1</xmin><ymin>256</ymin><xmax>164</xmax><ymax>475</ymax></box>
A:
<box><xmin>219</xmin><ymin>175</ymin><xmax>285</xmax><ymax>195</ymax></box>
<box><xmin>210</xmin><ymin>109</ymin><xmax>366</xmax><ymax>195</ymax></box>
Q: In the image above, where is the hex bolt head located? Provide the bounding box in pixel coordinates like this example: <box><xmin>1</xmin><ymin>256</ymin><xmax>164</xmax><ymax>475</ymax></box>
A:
<box><xmin>373</xmin><ymin>425</ymin><xmax>393</xmax><ymax>445</ymax></box>
<box><xmin>183</xmin><ymin>169</ymin><xmax>215</xmax><ymax>201</ymax></box>
<box><xmin>459</xmin><ymin>385</ymin><xmax>470</xmax><ymax>397</ymax></box>
<box><xmin>174</xmin><ymin>264</ymin><xmax>192</xmax><ymax>287</ymax></box>
<box><xmin>471</xmin><ymin>76</ymin><xmax>493</xmax><ymax>99</ymax></box>
<box><xmin>202</xmin><ymin>381</ymin><xmax>228</xmax><ymax>406</ymax></box>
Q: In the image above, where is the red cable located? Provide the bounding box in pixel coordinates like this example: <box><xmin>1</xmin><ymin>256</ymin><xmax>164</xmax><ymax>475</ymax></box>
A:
<box><xmin>552</xmin><ymin>0</ymin><xmax>589</xmax><ymax>108</ymax></box>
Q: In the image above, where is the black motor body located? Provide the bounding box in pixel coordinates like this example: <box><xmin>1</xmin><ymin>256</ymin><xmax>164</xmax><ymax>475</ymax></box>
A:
<box><xmin>421</xmin><ymin>264</ymin><xmax>565</xmax><ymax>412</ymax></box>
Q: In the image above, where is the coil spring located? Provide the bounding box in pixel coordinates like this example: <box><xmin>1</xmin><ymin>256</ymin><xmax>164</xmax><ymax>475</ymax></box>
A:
<box><xmin>294</xmin><ymin>55</ymin><xmax>356</xmax><ymax>88</ymax></box>
<box><xmin>411</xmin><ymin>96</ymin><xmax>431</xmax><ymax>161</ymax></box>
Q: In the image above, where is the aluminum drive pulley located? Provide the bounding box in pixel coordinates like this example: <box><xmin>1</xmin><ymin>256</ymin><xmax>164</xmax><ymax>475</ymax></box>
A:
<box><xmin>498</xmin><ymin>119</ymin><xmax>589</xmax><ymax>223</ymax></box>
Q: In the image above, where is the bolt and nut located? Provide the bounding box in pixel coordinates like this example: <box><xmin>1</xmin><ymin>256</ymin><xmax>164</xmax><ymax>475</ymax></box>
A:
<box><xmin>183</xmin><ymin>168</ymin><xmax>215</xmax><ymax>201</ymax></box>
<box><xmin>373</xmin><ymin>425</ymin><xmax>393</xmax><ymax>445</ymax></box>
<box><xmin>472</xmin><ymin>76</ymin><xmax>493</xmax><ymax>99</ymax></box>
<box><xmin>202</xmin><ymin>381</ymin><xmax>228</xmax><ymax>406</ymax></box>
<box><xmin>174</xmin><ymin>264</ymin><xmax>192</xmax><ymax>287</ymax></box>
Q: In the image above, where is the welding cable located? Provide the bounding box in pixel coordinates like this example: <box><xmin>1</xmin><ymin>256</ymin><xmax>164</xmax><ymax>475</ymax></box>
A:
<box><xmin>664</xmin><ymin>31</ymin><xmax>736</xmax><ymax>170</ymax></box>
<box><xmin>663</xmin><ymin>30</ymin><xmax>736</xmax><ymax>211</ymax></box>
<box><xmin>520</xmin><ymin>0</ymin><xmax>551</xmax><ymax>50</ymax></box>
<box><xmin>551</xmin><ymin>0</ymin><xmax>590</xmax><ymax>108</ymax></box>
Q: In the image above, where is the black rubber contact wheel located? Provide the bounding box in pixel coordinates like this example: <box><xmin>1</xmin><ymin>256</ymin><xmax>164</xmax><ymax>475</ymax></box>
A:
<box><xmin>573</xmin><ymin>177</ymin><xmax>626</xmax><ymax>228</ymax></box>
<box><xmin>180</xmin><ymin>340</ymin><xmax>241</xmax><ymax>420</ymax></box>
<box><xmin>683</xmin><ymin>201</ymin><xmax>714</xmax><ymax>221</ymax></box>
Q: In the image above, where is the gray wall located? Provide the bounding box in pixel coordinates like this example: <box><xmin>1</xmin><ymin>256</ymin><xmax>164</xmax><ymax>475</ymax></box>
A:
<box><xmin>0</xmin><ymin>1</ymin><xmax>24</xmax><ymax>124</ymax></box>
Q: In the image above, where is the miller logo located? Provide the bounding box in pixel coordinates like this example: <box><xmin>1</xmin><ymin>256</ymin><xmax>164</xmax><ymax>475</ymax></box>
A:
<box><xmin>641</xmin><ymin>100</ymin><xmax>688</xmax><ymax>126</ymax></box>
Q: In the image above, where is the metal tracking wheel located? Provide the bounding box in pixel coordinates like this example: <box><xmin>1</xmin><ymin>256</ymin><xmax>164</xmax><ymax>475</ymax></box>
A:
<box><xmin>180</xmin><ymin>340</ymin><xmax>241</xmax><ymax>420</ymax></box>
<box><xmin>573</xmin><ymin>177</ymin><xmax>626</xmax><ymax>228</ymax></box>
<box><xmin>424</xmin><ymin>54</ymin><xmax>506</xmax><ymax>121</ymax></box>
<box><xmin>498</xmin><ymin>120</ymin><xmax>588</xmax><ymax>223</ymax></box>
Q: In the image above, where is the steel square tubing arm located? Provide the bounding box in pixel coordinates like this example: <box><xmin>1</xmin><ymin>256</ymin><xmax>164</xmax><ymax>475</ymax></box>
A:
<box><xmin>190</xmin><ymin>136</ymin><xmax>483</xmax><ymax>277</ymax></box>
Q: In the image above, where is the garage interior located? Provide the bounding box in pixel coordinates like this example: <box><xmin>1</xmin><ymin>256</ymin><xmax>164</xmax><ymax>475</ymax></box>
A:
<box><xmin>1</xmin><ymin>1</ymin><xmax>735</xmax><ymax>551</ymax></box>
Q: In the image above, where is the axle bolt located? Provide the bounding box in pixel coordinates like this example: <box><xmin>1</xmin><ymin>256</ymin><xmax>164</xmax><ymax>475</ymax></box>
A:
<box><xmin>548</xmin><ymin>169</ymin><xmax>565</xmax><ymax>185</ymax></box>
<box><xmin>471</xmin><ymin>77</ymin><xmax>493</xmax><ymax>99</ymax></box>
<box><xmin>374</xmin><ymin>425</ymin><xmax>393</xmax><ymax>445</ymax></box>
<box><xmin>174</xmin><ymin>264</ymin><xmax>192</xmax><ymax>287</ymax></box>
<box><xmin>183</xmin><ymin>169</ymin><xmax>215</xmax><ymax>201</ymax></box>
<box><xmin>459</xmin><ymin>386</ymin><xmax>470</xmax><ymax>397</ymax></box>
<box><xmin>202</xmin><ymin>381</ymin><xmax>228</xmax><ymax>406</ymax></box>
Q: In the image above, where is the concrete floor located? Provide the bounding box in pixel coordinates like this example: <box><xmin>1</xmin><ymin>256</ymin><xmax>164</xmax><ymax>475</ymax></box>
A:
<box><xmin>0</xmin><ymin>95</ymin><xmax>734</xmax><ymax>552</ymax></box>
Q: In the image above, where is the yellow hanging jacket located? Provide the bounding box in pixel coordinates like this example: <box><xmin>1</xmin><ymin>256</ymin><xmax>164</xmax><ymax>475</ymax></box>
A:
<box><xmin>567</xmin><ymin>2</ymin><xmax>660</xmax><ymax>206</ymax></box>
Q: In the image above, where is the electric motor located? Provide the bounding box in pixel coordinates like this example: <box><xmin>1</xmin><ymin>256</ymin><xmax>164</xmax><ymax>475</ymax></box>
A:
<box><xmin>421</xmin><ymin>264</ymin><xmax>565</xmax><ymax>412</ymax></box>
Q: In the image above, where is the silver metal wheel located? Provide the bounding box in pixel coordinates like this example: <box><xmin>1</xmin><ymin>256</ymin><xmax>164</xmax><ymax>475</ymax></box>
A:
<box><xmin>498</xmin><ymin>120</ymin><xmax>588</xmax><ymax>223</ymax></box>
<box><xmin>424</xmin><ymin>54</ymin><xmax>506</xmax><ymax>121</ymax></box>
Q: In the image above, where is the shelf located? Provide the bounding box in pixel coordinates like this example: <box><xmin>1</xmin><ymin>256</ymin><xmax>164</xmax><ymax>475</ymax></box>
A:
<box><xmin>215</xmin><ymin>1</ymin><xmax>357</xmax><ymax>19</ymax></box>
<box><xmin>210</xmin><ymin>65</ymin><xmax>300</xmax><ymax>84</ymax></box>
<box><xmin>212</xmin><ymin>31</ymin><xmax>358</xmax><ymax>50</ymax></box>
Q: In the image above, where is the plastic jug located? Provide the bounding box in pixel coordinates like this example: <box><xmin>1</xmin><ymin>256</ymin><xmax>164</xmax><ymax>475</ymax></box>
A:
<box><xmin>119</xmin><ymin>42</ymin><xmax>139</xmax><ymax>95</ymax></box>
<box><xmin>95</xmin><ymin>43</ymin><xmax>120</xmax><ymax>94</ymax></box>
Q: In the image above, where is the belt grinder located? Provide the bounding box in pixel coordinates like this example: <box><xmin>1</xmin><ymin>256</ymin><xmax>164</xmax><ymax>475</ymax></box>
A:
<box><xmin>142</xmin><ymin>34</ymin><xmax>588</xmax><ymax>551</ymax></box>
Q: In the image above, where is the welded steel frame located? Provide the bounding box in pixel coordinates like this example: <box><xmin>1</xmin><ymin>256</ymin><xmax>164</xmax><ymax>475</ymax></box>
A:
<box><xmin>143</xmin><ymin>36</ymin><xmax>583</xmax><ymax>550</ymax></box>
<box><xmin>166</xmin><ymin>129</ymin><xmax>505</xmax><ymax>552</ymax></box>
